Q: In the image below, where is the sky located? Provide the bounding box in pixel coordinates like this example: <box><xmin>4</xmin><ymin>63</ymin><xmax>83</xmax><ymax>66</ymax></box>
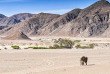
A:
<box><xmin>0</xmin><ymin>0</ymin><xmax>110</xmax><ymax>16</ymax></box>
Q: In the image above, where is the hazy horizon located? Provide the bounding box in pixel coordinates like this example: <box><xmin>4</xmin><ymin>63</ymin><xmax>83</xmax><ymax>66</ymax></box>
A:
<box><xmin>0</xmin><ymin>0</ymin><xmax>109</xmax><ymax>16</ymax></box>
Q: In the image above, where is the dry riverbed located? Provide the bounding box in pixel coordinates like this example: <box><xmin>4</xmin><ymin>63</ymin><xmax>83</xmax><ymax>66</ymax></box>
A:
<box><xmin>0</xmin><ymin>49</ymin><xmax>110</xmax><ymax>74</ymax></box>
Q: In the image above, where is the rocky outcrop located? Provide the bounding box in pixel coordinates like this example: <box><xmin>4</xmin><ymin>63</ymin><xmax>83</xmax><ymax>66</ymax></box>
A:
<box><xmin>3</xmin><ymin>31</ymin><xmax>31</xmax><ymax>40</ymax></box>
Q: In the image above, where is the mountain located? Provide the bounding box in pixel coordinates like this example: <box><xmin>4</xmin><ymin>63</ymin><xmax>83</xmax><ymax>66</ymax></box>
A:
<box><xmin>37</xmin><ymin>9</ymin><xmax>82</xmax><ymax>35</ymax></box>
<box><xmin>0</xmin><ymin>13</ymin><xmax>60</xmax><ymax>36</ymax></box>
<box><xmin>0</xmin><ymin>26</ymin><xmax>8</xmax><ymax>30</ymax></box>
<box><xmin>0</xmin><ymin>14</ymin><xmax>6</xmax><ymax>18</ymax></box>
<box><xmin>38</xmin><ymin>0</ymin><xmax>110</xmax><ymax>37</ymax></box>
<box><xmin>10</xmin><ymin>13</ymin><xmax>34</xmax><ymax>21</ymax></box>
<box><xmin>3</xmin><ymin>31</ymin><xmax>31</xmax><ymax>40</ymax></box>
<box><xmin>1</xmin><ymin>0</ymin><xmax>110</xmax><ymax>37</ymax></box>
<box><xmin>0</xmin><ymin>13</ymin><xmax>34</xmax><ymax>26</ymax></box>
<box><xmin>0</xmin><ymin>17</ymin><xmax>21</xmax><ymax>26</ymax></box>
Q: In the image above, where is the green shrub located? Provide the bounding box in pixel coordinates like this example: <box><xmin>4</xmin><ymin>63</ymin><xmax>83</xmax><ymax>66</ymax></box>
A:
<box><xmin>75</xmin><ymin>44</ymin><xmax>94</xmax><ymax>49</ymax></box>
<box><xmin>75</xmin><ymin>45</ymin><xmax>81</xmax><ymax>49</ymax></box>
<box><xmin>84</xmin><ymin>39</ymin><xmax>86</xmax><ymax>41</ymax></box>
<box><xmin>74</xmin><ymin>40</ymin><xmax>81</xmax><ymax>43</ymax></box>
<box><xmin>51</xmin><ymin>38</ymin><xmax>74</xmax><ymax>49</ymax></box>
<box><xmin>24</xmin><ymin>47</ymin><xmax>33</xmax><ymax>49</ymax></box>
<box><xmin>32</xmin><ymin>47</ymin><xmax>49</xmax><ymax>49</ymax></box>
<box><xmin>59</xmin><ymin>39</ymin><xmax>74</xmax><ymax>48</ymax></box>
<box><xmin>89</xmin><ymin>44</ymin><xmax>94</xmax><ymax>48</ymax></box>
<box><xmin>52</xmin><ymin>39</ymin><xmax>57</xmax><ymax>42</ymax></box>
<box><xmin>11</xmin><ymin>46</ymin><xmax>20</xmax><ymax>49</ymax></box>
<box><xmin>25</xmin><ymin>47</ymin><xmax>49</xmax><ymax>49</ymax></box>
<box><xmin>39</xmin><ymin>38</ymin><xmax>42</xmax><ymax>40</ymax></box>
<box><xmin>49</xmin><ymin>44</ymin><xmax>62</xmax><ymax>49</ymax></box>
<box><xmin>24</xmin><ymin>48</ymin><xmax>29</xmax><ymax>49</ymax></box>
<box><xmin>4</xmin><ymin>47</ymin><xmax>7</xmax><ymax>50</ymax></box>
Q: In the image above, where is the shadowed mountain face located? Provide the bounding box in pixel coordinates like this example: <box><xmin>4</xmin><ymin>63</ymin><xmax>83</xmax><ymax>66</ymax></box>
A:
<box><xmin>37</xmin><ymin>9</ymin><xmax>82</xmax><ymax>35</ymax></box>
<box><xmin>0</xmin><ymin>17</ymin><xmax>21</xmax><ymax>26</ymax></box>
<box><xmin>0</xmin><ymin>26</ymin><xmax>8</xmax><ymax>30</ymax></box>
<box><xmin>11</xmin><ymin>13</ymin><xmax>34</xmax><ymax>21</ymax></box>
<box><xmin>1</xmin><ymin>0</ymin><xmax>110</xmax><ymax>37</ymax></box>
<box><xmin>38</xmin><ymin>0</ymin><xmax>110</xmax><ymax>37</ymax></box>
<box><xmin>0</xmin><ymin>13</ymin><xmax>60</xmax><ymax>36</ymax></box>
<box><xmin>3</xmin><ymin>31</ymin><xmax>31</xmax><ymax>40</ymax></box>
<box><xmin>0</xmin><ymin>13</ymin><xmax>34</xmax><ymax>26</ymax></box>
<box><xmin>0</xmin><ymin>14</ymin><xmax>6</xmax><ymax>18</ymax></box>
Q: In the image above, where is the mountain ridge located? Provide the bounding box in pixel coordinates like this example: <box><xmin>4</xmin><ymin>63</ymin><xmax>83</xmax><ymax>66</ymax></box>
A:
<box><xmin>1</xmin><ymin>0</ymin><xmax>110</xmax><ymax>37</ymax></box>
<box><xmin>0</xmin><ymin>13</ymin><xmax>34</xmax><ymax>26</ymax></box>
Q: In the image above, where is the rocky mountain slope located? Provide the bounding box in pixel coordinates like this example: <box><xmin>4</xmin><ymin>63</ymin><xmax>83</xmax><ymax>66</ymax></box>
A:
<box><xmin>10</xmin><ymin>13</ymin><xmax>34</xmax><ymax>21</ymax></box>
<box><xmin>0</xmin><ymin>13</ymin><xmax>34</xmax><ymax>26</ymax></box>
<box><xmin>37</xmin><ymin>9</ymin><xmax>82</xmax><ymax>35</ymax></box>
<box><xmin>3</xmin><ymin>31</ymin><xmax>31</xmax><ymax>40</ymax></box>
<box><xmin>38</xmin><ymin>0</ymin><xmax>110</xmax><ymax>37</ymax></box>
<box><xmin>1</xmin><ymin>0</ymin><xmax>110</xmax><ymax>37</ymax></box>
<box><xmin>0</xmin><ymin>14</ymin><xmax>6</xmax><ymax>18</ymax></box>
<box><xmin>0</xmin><ymin>13</ymin><xmax>60</xmax><ymax>36</ymax></box>
<box><xmin>0</xmin><ymin>17</ymin><xmax>21</xmax><ymax>26</ymax></box>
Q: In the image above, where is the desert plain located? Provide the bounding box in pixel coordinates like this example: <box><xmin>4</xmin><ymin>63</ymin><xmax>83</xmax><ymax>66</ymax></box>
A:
<box><xmin>0</xmin><ymin>36</ymin><xmax>110</xmax><ymax>74</ymax></box>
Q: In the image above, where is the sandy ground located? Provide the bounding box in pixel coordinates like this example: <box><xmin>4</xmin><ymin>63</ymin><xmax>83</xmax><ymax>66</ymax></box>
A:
<box><xmin>0</xmin><ymin>49</ymin><xmax>109</xmax><ymax>74</ymax></box>
<box><xmin>30</xmin><ymin>36</ymin><xmax>110</xmax><ymax>43</ymax></box>
<box><xmin>0</xmin><ymin>37</ymin><xmax>110</xmax><ymax>74</ymax></box>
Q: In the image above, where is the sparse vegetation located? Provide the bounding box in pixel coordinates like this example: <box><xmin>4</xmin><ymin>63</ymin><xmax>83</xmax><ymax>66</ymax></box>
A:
<box><xmin>32</xmin><ymin>47</ymin><xmax>49</xmax><ymax>49</ymax></box>
<box><xmin>89</xmin><ymin>44</ymin><xmax>94</xmax><ymax>48</ymax></box>
<box><xmin>11</xmin><ymin>46</ymin><xmax>20</xmax><ymax>49</ymax></box>
<box><xmin>52</xmin><ymin>39</ymin><xmax>57</xmax><ymax>42</ymax></box>
<box><xmin>24</xmin><ymin>47</ymin><xmax>49</xmax><ymax>49</ymax></box>
<box><xmin>84</xmin><ymin>39</ymin><xmax>86</xmax><ymax>41</ymax></box>
<box><xmin>49</xmin><ymin>44</ymin><xmax>62</xmax><ymax>49</ymax></box>
<box><xmin>4</xmin><ymin>47</ymin><xmax>7</xmax><ymax>50</ymax></box>
<box><xmin>51</xmin><ymin>38</ymin><xmax>74</xmax><ymax>49</ymax></box>
<box><xmin>75</xmin><ymin>44</ymin><xmax>94</xmax><ymax>49</ymax></box>
<box><xmin>39</xmin><ymin>38</ymin><xmax>42</xmax><ymax>40</ymax></box>
<box><xmin>24</xmin><ymin>48</ymin><xmax>29</xmax><ymax>49</ymax></box>
<box><xmin>74</xmin><ymin>40</ymin><xmax>81</xmax><ymax>43</ymax></box>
